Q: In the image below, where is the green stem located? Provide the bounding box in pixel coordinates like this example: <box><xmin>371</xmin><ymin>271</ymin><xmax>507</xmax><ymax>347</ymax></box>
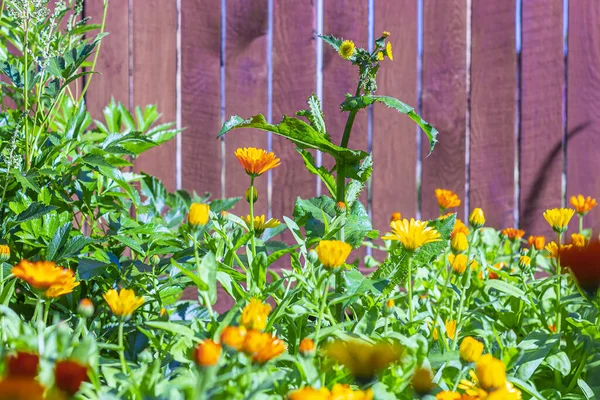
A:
<box><xmin>193</xmin><ymin>234</ymin><xmax>214</xmax><ymax>320</ymax></box>
<box><xmin>579</xmin><ymin>215</ymin><xmax>583</xmax><ymax>234</ymax></box>
<box><xmin>556</xmin><ymin>232</ymin><xmax>562</xmax><ymax>334</ymax></box>
<box><xmin>35</xmin><ymin>297</ymin><xmax>44</xmax><ymax>355</ymax></box>
<box><xmin>314</xmin><ymin>275</ymin><xmax>329</xmax><ymax>345</ymax></box>
<box><xmin>249</xmin><ymin>176</ymin><xmax>256</xmax><ymax>257</ymax></box>
<box><xmin>118</xmin><ymin>320</ymin><xmax>127</xmax><ymax>374</ymax></box>
<box><xmin>407</xmin><ymin>257</ymin><xmax>414</xmax><ymax>323</ymax></box>
<box><xmin>431</xmin><ymin>264</ymin><xmax>453</xmax><ymax>339</ymax></box>
<box><xmin>78</xmin><ymin>0</ymin><xmax>109</xmax><ymax>104</ymax></box>
<box><xmin>335</xmin><ymin>271</ymin><xmax>343</xmax><ymax>321</ymax></box>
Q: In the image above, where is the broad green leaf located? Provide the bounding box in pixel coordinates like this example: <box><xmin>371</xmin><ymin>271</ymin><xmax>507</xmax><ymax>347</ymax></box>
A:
<box><xmin>345</xmin><ymin>154</ymin><xmax>372</xmax><ymax>207</ymax></box>
<box><xmin>334</xmin><ymin>269</ymin><xmax>380</xmax><ymax>309</ymax></box>
<box><xmin>546</xmin><ymin>352</ymin><xmax>571</xmax><ymax>376</ymax></box>
<box><xmin>200</xmin><ymin>252</ymin><xmax>218</xmax><ymax>304</ymax></box>
<box><xmin>341</xmin><ymin>95</ymin><xmax>438</xmax><ymax>154</ymax></box>
<box><xmin>47</xmin><ymin>222</ymin><xmax>72</xmax><ymax>261</ymax></box>
<box><xmin>578</xmin><ymin>379</ymin><xmax>594</xmax><ymax>400</ymax></box>
<box><xmin>485</xmin><ymin>280</ymin><xmax>529</xmax><ymax>304</ymax></box>
<box><xmin>78</xmin><ymin>259</ymin><xmax>109</xmax><ymax>280</ymax></box>
<box><xmin>171</xmin><ymin>259</ymin><xmax>208</xmax><ymax>291</ymax></box>
<box><xmin>145</xmin><ymin>321</ymin><xmax>196</xmax><ymax>340</ymax></box>
<box><xmin>515</xmin><ymin>331</ymin><xmax>560</xmax><ymax>380</ymax></box>
<box><xmin>14</xmin><ymin>202</ymin><xmax>57</xmax><ymax>223</ymax></box>
<box><xmin>345</xmin><ymin>200</ymin><xmax>376</xmax><ymax>248</ymax></box>
<box><xmin>297</xmin><ymin>149</ymin><xmax>336</xmax><ymax>198</ymax></box>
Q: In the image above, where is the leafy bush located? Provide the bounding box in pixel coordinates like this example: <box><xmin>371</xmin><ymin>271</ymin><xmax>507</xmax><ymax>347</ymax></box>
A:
<box><xmin>0</xmin><ymin>2</ymin><xmax>599</xmax><ymax>400</ymax></box>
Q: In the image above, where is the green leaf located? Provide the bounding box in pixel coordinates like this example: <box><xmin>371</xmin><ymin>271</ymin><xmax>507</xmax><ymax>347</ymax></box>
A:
<box><xmin>297</xmin><ymin>149</ymin><xmax>336</xmax><ymax>198</ymax></box>
<box><xmin>65</xmin><ymin>99</ymin><xmax>88</xmax><ymax>140</ymax></box>
<box><xmin>58</xmin><ymin>236</ymin><xmax>94</xmax><ymax>260</ymax></box>
<box><xmin>78</xmin><ymin>259</ymin><xmax>108</xmax><ymax>280</ymax></box>
<box><xmin>515</xmin><ymin>331</ymin><xmax>560</xmax><ymax>380</ymax></box>
<box><xmin>145</xmin><ymin>321</ymin><xmax>196</xmax><ymax>340</ymax></box>
<box><xmin>546</xmin><ymin>352</ymin><xmax>571</xmax><ymax>376</ymax></box>
<box><xmin>293</xmin><ymin>196</ymin><xmax>336</xmax><ymax>239</ymax></box>
<box><xmin>345</xmin><ymin>154</ymin><xmax>372</xmax><ymax>207</ymax></box>
<box><xmin>484</xmin><ymin>280</ymin><xmax>530</xmax><ymax>304</ymax></box>
<box><xmin>318</xmin><ymin>34</ymin><xmax>343</xmax><ymax>52</ymax></box>
<box><xmin>200</xmin><ymin>252</ymin><xmax>218</xmax><ymax>304</ymax></box>
<box><xmin>578</xmin><ymin>379</ymin><xmax>595</xmax><ymax>400</ymax></box>
<box><xmin>171</xmin><ymin>259</ymin><xmax>208</xmax><ymax>291</ymax></box>
<box><xmin>334</xmin><ymin>269</ymin><xmax>380</xmax><ymax>309</ymax></box>
<box><xmin>14</xmin><ymin>203</ymin><xmax>57</xmax><ymax>223</ymax></box>
<box><xmin>296</xmin><ymin>94</ymin><xmax>327</xmax><ymax>136</ymax></box>
<box><xmin>47</xmin><ymin>222</ymin><xmax>72</xmax><ymax>261</ymax></box>
<box><xmin>341</xmin><ymin>95</ymin><xmax>439</xmax><ymax>154</ymax></box>
<box><xmin>345</xmin><ymin>200</ymin><xmax>376</xmax><ymax>248</ymax></box>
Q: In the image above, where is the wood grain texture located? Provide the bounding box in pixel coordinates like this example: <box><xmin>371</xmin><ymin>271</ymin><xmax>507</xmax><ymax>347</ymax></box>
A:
<box><xmin>180</xmin><ymin>0</ymin><xmax>222</xmax><ymax>199</ymax></box>
<box><xmin>224</xmin><ymin>1</ymin><xmax>269</xmax><ymax>217</ymax></box>
<box><xmin>373</xmin><ymin>0</ymin><xmax>418</xmax><ymax>234</ymax></box>
<box><xmin>519</xmin><ymin>0</ymin><xmax>564</xmax><ymax>236</ymax></box>
<box><xmin>131</xmin><ymin>0</ymin><xmax>178</xmax><ymax>192</ymax></box>
<box><xmin>421</xmin><ymin>0</ymin><xmax>467</xmax><ymax>220</ymax></box>
<box><xmin>567</xmin><ymin>1</ymin><xmax>600</xmax><ymax>233</ymax></box>
<box><xmin>84</xmin><ymin>1</ymin><xmax>129</xmax><ymax>118</ymax></box>
<box><xmin>469</xmin><ymin>0</ymin><xmax>517</xmax><ymax>229</ymax></box>
<box><xmin>271</xmin><ymin>0</ymin><xmax>316</xmax><ymax>231</ymax></box>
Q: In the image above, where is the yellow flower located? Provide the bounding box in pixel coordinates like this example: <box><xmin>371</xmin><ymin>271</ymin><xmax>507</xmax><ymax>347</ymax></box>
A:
<box><xmin>386</xmin><ymin>298</ymin><xmax>395</xmax><ymax>308</ymax></box>
<box><xmin>0</xmin><ymin>244</ymin><xmax>10</xmax><ymax>262</ymax></box>
<box><xmin>242</xmin><ymin>215</ymin><xmax>280</xmax><ymax>235</ymax></box>
<box><xmin>487</xmin><ymin>387</ymin><xmax>521</xmax><ymax>400</ymax></box>
<box><xmin>469</xmin><ymin>208</ymin><xmax>485</xmax><ymax>229</ymax></box>
<box><xmin>298</xmin><ymin>338</ymin><xmax>315</xmax><ymax>356</ymax></box>
<box><xmin>445</xmin><ymin>319</ymin><xmax>457</xmax><ymax>340</ymax></box>
<box><xmin>330</xmin><ymin>384</ymin><xmax>374</xmax><ymax>400</ymax></box>
<box><xmin>220</xmin><ymin>325</ymin><xmax>247</xmax><ymax>351</ymax></box>
<box><xmin>315</xmin><ymin>240</ymin><xmax>352</xmax><ymax>269</ymax></box>
<box><xmin>195</xmin><ymin>340</ymin><xmax>221</xmax><ymax>367</ymax></box>
<box><xmin>390</xmin><ymin>211</ymin><xmax>402</xmax><ymax>222</ymax></box>
<box><xmin>435</xmin><ymin>188</ymin><xmax>461</xmax><ymax>210</ymax></box>
<box><xmin>188</xmin><ymin>203</ymin><xmax>210</xmax><ymax>226</ymax></box>
<box><xmin>385</xmin><ymin>41</ymin><xmax>394</xmax><ymax>61</ymax></box>
<box><xmin>571</xmin><ymin>233</ymin><xmax>586</xmax><ymax>248</ymax></box>
<box><xmin>12</xmin><ymin>260</ymin><xmax>79</xmax><ymax>297</ymax></box>
<box><xmin>240</xmin><ymin>298</ymin><xmax>271</xmax><ymax>331</ymax></box>
<box><xmin>411</xmin><ymin>367</ymin><xmax>434</xmax><ymax>394</ymax></box>
<box><xmin>382</xmin><ymin>31</ymin><xmax>391</xmax><ymax>37</ymax></box>
<box><xmin>242</xmin><ymin>331</ymin><xmax>286</xmax><ymax>364</ymax></box>
<box><xmin>501</xmin><ymin>228</ymin><xmax>525</xmax><ymax>241</ymax></box>
<box><xmin>570</xmin><ymin>194</ymin><xmax>598</xmax><ymax>215</ymax></box>
<box><xmin>527</xmin><ymin>235</ymin><xmax>546</xmax><ymax>250</ymax></box>
<box><xmin>545</xmin><ymin>241</ymin><xmax>573</xmax><ymax>259</ymax></box>
<box><xmin>448</xmin><ymin>253</ymin><xmax>468</xmax><ymax>274</ymax></box>
<box><xmin>288</xmin><ymin>387</ymin><xmax>331</xmax><ymax>400</ymax></box>
<box><xmin>234</xmin><ymin>147</ymin><xmax>280</xmax><ymax>177</ymax></box>
<box><xmin>338</xmin><ymin>40</ymin><xmax>355</xmax><ymax>60</ymax></box>
<box><xmin>436</xmin><ymin>392</ymin><xmax>462</xmax><ymax>400</ymax></box>
<box><xmin>459</xmin><ymin>337</ymin><xmax>484</xmax><ymax>363</ymax></box>
<box><xmin>102</xmin><ymin>288</ymin><xmax>144</xmax><ymax>318</ymax></box>
<box><xmin>475</xmin><ymin>354</ymin><xmax>506</xmax><ymax>391</ymax></box>
<box><xmin>382</xmin><ymin>218</ymin><xmax>441</xmax><ymax>251</ymax></box>
<box><xmin>543</xmin><ymin>208</ymin><xmax>575</xmax><ymax>233</ymax></box>
<box><xmin>451</xmin><ymin>232</ymin><xmax>469</xmax><ymax>254</ymax></box>
<box><xmin>377</xmin><ymin>51</ymin><xmax>384</xmax><ymax>60</ymax></box>
<box><xmin>325</xmin><ymin>339</ymin><xmax>400</xmax><ymax>380</ymax></box>
<box><xmin>518</xmin><ymin>255</ymin><xmax>531</xmax><ymax>269</ymax></box>
<box><xmin>452</xmin><ymin>219</ymin><xmax>470</xmax><ymax>238</ymax></box>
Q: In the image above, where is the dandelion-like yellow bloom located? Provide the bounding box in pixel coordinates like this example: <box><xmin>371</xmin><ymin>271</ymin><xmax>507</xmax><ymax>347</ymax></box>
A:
<box><xmin>411</xmin><ymin>367</ymin><xmax>434</xmax><ymax>394</ymax></box>
<box><xmin>242</xmin><ymin>215</ymin><xmax>280</xmax><ymax>235</ymax></box>
<box><xmin>390</xmin><ymin>211</ymin><xmax>402</xmax><ymax>222</ymax></box>
<box><xmin>188</xmin><ymin>203</ymin><xmax>210</xmax><ymax>226</ymax></box>
<box><xmin>0</xmin><ymin>244</ymin><xmax>10</xmax><ymax>262</ymax></box>
<box><xmin>459</xmin><ymin>337</ymin><xmax>484</xmax><ymax>363</ymax></box>
<box><xmin>377</xmin><ymin>51</ymin><xmax>384</xmax><ymax>61</ymax></box>
<box><xmin>445</xmin><ymin>319</ymin><xmax>457</xmax><ymax>340</ymax></box>
<box><xmin>436</xmin><ymin>392</ymin><xmax>461</xmax><ymax>400</ymax></box>
<box><xmin>325</xmin><ymin>339</ymin><xmax>400</xmax><ymax>380</ymax></box>
<box><xmin>195</xmin><ymin>340</ymin><xmax>221</xmax><ymax>367</ymax></box>
<box><xmin>220</xmin><ymin>325</ymin><xmax>247</xmax><ymax>351</ymax></box>
<box><xmin>448</xmin><ymin>253</ymin><xmax>468</xmax><ymax>274</ymax></box>
<box><xmin>435</xmin><ymin>188</ymin><xmax>461</xmax><ymax>210</ymax></box>
<box><xmin>475</xmin><ymin>354</ymin><xmax>506</xmax><ymax>391</ymax></box>
<box><xmin>298</xmin><ymin>338</ymin><xmax>315</xmax><ymax>356</ymax></box>
<box><xmin>385</xmin><ymin>41</ymin><xmax>394</xmax><ymax>61</ymax></box>
<box><xmin>12</xmin><ymin>260</ymin><xmax>79</xmax><ymax>298</ymax></box>
<box><xmin>501</xmin><ymin>228</ymin><xmax>525</xmax><ymax>241</ymax></box>
<box><xmin>570</xmin><ymin>194</ymin><xmax>598</xmax><ymax>215</ymax></box>
<box><xmin>452</xmin><ymin>219</ymin><xmax>470</xmax><ymax>238</ymax></box>
<box><xmin>382</xmin><ymin>218</ymin><xmax>441</xmax><ymax>252</ymax></box>
<box><xmin>234</xmin><ymin>147</ymin><xmax>280</xmax><ymax>177</ymax></box>
<box><xmin>543</xmin><ymin>208</ymin><xmax>575</xmax><ymax>233</ymax></box>
<box><xmin>315</xmin><ymin>240</ymin><xmax>352</xmax><ymax>269</ymax></box>
<box><xmin>240</xmin><ymin>298</ymin><xmax>271</xmax><ymax>331</ymax></box>
<box><xmin>518</xmin><ymin>255</ymin><xmax>531</xmax><ymax>269</ymax></box>
<box><xmin>288</xmin><ymin>387</ymin><xmax>330</xmax><ymax>400</ymax></box>
<box><xmin>528</xmin><ymin>235</ymin><xmax>546</xmax><ymax>251</ymax></box>
<box><xmin>338</xmin><ymin>40</ymin><xmax>355</xmax><ymax>60</ymax></box>
<box><xmin>545</xmin><ymin>241</ymin><xmax>573</xmax><ymax>259</ymax></box>
<box><xmin>571</xmin><ymin>233</ymin><xmax>586</xmax><ymax>248</ymax></box>
<box><xmin>469</xmin><ymin>208</ymin><xmax>485</xmax><ymax>229</ymax></box>
<box><xmin>102</xmin><ymin>288</ymin><xmax>145</xmax><ymax>318</ymax></box>
<box><xmin>451</xmin><ymin>232</ymin><xmax>469</xmax><ymax>254</ymax></box>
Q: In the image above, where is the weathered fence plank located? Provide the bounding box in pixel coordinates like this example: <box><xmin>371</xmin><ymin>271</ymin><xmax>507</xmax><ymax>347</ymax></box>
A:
<box><xmin>181</xmin><ymin>0</ymin><xmax>222</xmax><ymax>200</ymax></box>
<box><xmin>421</xmin><ymin>0</ymin><xmax>467</xmax><ymax>220</ymax></box>
<box><xmin>131</xmin><ymin>0</ymin><xmax>178</xmax><ymax>192</ymax></box>
<box><xmin>469</xmin><ymin>0</ymin><xmax>517</xmax><ymax>229</ymax></box>
<box><xmin>520</xmin><ymin>0</ymin><xmax>564</xmax><ymax>237</ymax></box>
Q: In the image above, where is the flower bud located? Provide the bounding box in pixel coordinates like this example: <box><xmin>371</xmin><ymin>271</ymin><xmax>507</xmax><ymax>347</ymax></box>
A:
<box><xmin>220</xmin><ymin>325</ymin><xmax>247</xmax><ymax>351</ymax></box>
<box><xmin>383</xmin><ymin>298</ymin><xmax>395</xmax><ymax>316</ymax></box>
<box><xmin>307</xmin><ymin>249</ymin><xmax>319</xmax><ymax>265</ymax></box>
<box><xmin>195</xmin><ymin>340</ymin><xmax>222</xmax><ymax>367</ymax></box>
<box><xmin>188</xmin><ymin>203</ymin><xmax>210</xmax><ymax>226</ymax></box>
<box><xmin>335</xmin><ymin>201</ymin><xmax>346</xmax><ymax>214</ymax></box>
<box><xmin>0</xmin><ymin>244</ymin><xmax>10</xmax><ymax>262</ymax></box>
<box><xmin>78</xmin><ymin>298</ymin><xmax>94</xmax><ymax>318</ymax></box>
<box><xmin>390</xmin><ymin>212</ymin><xmax>402</xmax><ymax>222</ymax></box>
<box><xmin>448</xmin><ymin>254</ymin><xmax>468</xmax><ymax>274</ymax></box>
<box><xmin>528</xmin><ymin>235</ymin><xmax>546</xmax><ymax>250</ymax></box>
<box><xmin>138</xmin><ymin>350</ymin><xmax>153</xmax><ymax>364</ymax></box>
<box><xmin>469</xmin><ymin>208</ymin><xmax>485</xmax><ymax>229</ymax></box>
<box><xmin>518</xmin><ymin>255</ymin><xmax>531</xmax><ymax>270</ymax></box>
<box><xmin>245</xmin><ymin>187</ymin><xmax>258</xmax><ymax>204</ymax></box>
<box><xmin>150</xmin><ymin>254</ymin><xmax>160</xmax><ymax>265</ymax></box>
<box><xmin>459</xmin><ymin>337</ymin><xmax>484</xmax><ymax>363</ymax></box>
<box><xmin>571</xmin><ymin>233</ymin><xmax>586</xmax><ymax>248</ymax></box>
<box><xmin>382</xmin><ymin>31</ymin><xmax>391</xmax><ymax>37</ymax></box>
<box><xmin>451</xmin><ymin>232</ymin><xmax>469</xmax><ymax>254</ymax></box>
<box><xmin>298</xmin><ymin>338</ymin><xmax>315</xmax><ymax>357</ymax></box>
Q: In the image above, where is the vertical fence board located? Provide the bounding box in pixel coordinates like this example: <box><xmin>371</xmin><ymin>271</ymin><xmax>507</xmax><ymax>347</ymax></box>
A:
<box><xmin>85</xmin><ymin>1</ymin><xmax>129</xmax><ymax>118</ymax></box>
<box><xmin>271</xmin><ymin>1</ymin><xmax>316</xmax><ymax>227</ymax></box>
<box><xmin>224</xmin><ymin>2</ymin><xmax>269</xmax><ymax>217</ymax></box>
<box><xmin>421</xmin><ymin>0</ymin><xmax>467</xmax><ymax>220</ymax></box>
<box><xmin>567</xmin><ymin>1</ymin><xmax>600</xmax><ymax>233</ymax></box>
<box><xmin>469</xmin><ymin>1</ymin><xmax>516</xmax><ymax>229</ymax></box>
<box><xmin>181</xmin><ymin>0</ymin><xmax>222</xmax><ymax>199</ymax></box>
<box><xmin>131</xmin><ymin>0</ymin><xmax>178</xmax><ymax>192</ymax></box>
<box><xmin>373</xmin><ymin>0</ymin><xmax>417</xmax><ymax>232</ymax></box>
<box><xmin>520</xmin><ymin>0</ymin><xmax>564</xmax><ymax>237</ymax></box>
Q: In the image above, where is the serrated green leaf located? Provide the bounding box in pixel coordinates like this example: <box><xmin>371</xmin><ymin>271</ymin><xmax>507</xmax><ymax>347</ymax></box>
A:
<box><xmin>297</xmin><ymin>149</ymin><xmax>336</xmax><ymax>198</ymax></box>
<box><xmin>318</xmin><ymin>34</ymin><xmax>343</xmax><ymax>52</ymax></box>
<box><xmin>47</xmin><ymin>222</ymin><xmax>72</xmax><ymax>261</ymax></box>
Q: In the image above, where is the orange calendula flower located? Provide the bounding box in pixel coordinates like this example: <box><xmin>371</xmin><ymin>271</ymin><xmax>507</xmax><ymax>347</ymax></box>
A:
<box><xmin>6</xmin><ymin>352</ymin><xmax>39</xmax><ymax>377</ymax></box>
<box><xmin>528</xmin><ymin>235</ymin><xmax>546</xmax><ymax>251</ymax></box>
<box><xmin>242</xmin><ymin>215</ymin><xmax>280</xmax><ymax>235</ymax></box>
<box><xmin>298</xmin><ymin>338</ymin><xmax>315</xmax><ymax>356</ymax></box>
<box><xmin>0</xmin><ymin>244</ymin><xmax>10</xmax><ymax>261</ymax></box>
<box><xmin>338</xmin><ymin>40</ymin><xmax>355</xmax><ymax>60</ymax></box>
<box><xmin>288</xmin><ymin>387</ymin><xmax>331</xmax><ymax>400</ymax></box>
<box><xmin>242</xmin><ymin>330</ymin><xmax>286</xmax><ymax>364</ymax></box>
<box><xmin>0</xmin><ymin>377</ymin><xmax>45</xmax><ymax>400</ymax></box>
<box><xmin>385</xmin><ymin>41</ymin><xmax>394</xmax><ymax>61</ymax></box>
<box><xmin>195</xmin><ymin>340</ymin><xmax>222</xmax><ymax>367</ymax></box>
<box><xmin>220</xmin><ymin>325</ymin><xmax>247</xmax><ymax>351</ymax></box>
<box><xmin>571</xmin><ymin>233</ymin><xmax>586</xmax><ymax>248</ymax></box>
<box><xmin>188</xmin><ymin>203</ymin><xmax>210</xmax><ymax>226</ymax></box>
<box><xmin>103</xmin><ymin>288</ymin><xmax>145</xmax><ymax>318</ymax></box>
<box><xmin>315</xmin><ymin>240</ymin><xmax>352</xmax><ymax>269</ymax></box>
<box><xmin>55</xmin><ymin>360</ymin><xmax>89</xmax><ymax>395</ymax></box>
<box><xmin>12</xmin><ymin>260</ymin><xmax>79</xmax><ymax>298</ymax></box>
<box><xmin>436</xmin><ymin>392</ymin><xmax>462</xmax><ymax>400</ymax></box>
<box><xmin>545</xmin><ymin>241</ymin><xmax>573</xmax><ymax>259</ymax></box>
<box><xmin>451</xmin><ymin>232</ymin><xmax>469</xmax><ymax>254</ymax></box>
<box><xmin>468</xmin><ymin>207</ymin><xmax>485</xmax><ymax>229</ymax></box>
<box><xmin>234</xmin><ymin>147</ymin><xmax>280</xmax><ymax>177</ymax></box>
<box><xmin>519</xmin><ymin>255</ymin><xmax>531</xmax><ymax>269</ymax></box>
<box><xmin>452</xmin><ymin>219</ymin><xmax>470</xmax><ymax>238</ymax></box>
<box><xmin>448</xmin><ymin>253</ymin><xmax>468</xmax><ymax>274</ymax></box>
<box><xmin>325</xmin><ymin>339</ymin><xmax>400</xmax><ymax>380</ymax></box>
<box><xmin>411</xmin><ymin>367</ymin><xmax>434</xmax><ymax>394</ymax></box>
<box><xmin>390</xmin><ymin>211</ymin><xmax>402</xmax><ymax>222</ymax></box>
<box><xmin>475</xmin><ymin>354</ymin><xmax>506</xmax><ymax>390</ymax></box>
<box><xmin>330</xmin><ymin>384</ymin><xmax>374</xmax><ymax>400</ymax></box>
<box><xmin>240</xmin><ymin>298</ymin><xmax>271</xmax><ymax>331</ymax></box>
<box><xmin>501</xmin><ymin>228</ymin><xmax>525</xmax><ymax>241</ymax></box>
<box><xmin>382</xmin><ymin>218</ymin><xmax>441</xmax><ymax>252</ymax></box>
<box><xmin>548</xmin><ymin>324</ymin><xmax>557</xmax><ymax>333</ymax></box>
<box><xmin>435</xmin><ymin>188</ymin><xmax>461</xmax><ymax>210</ymax></box>
<box><xmin>543</xmin><ymin>208</ymin><xmax>575</xmax><ymax>233</ymax></box>
<box><xmin>570</xmin><ymin>194</ymin><xmax>598</xmax><ymax>215</ymax></box>
<box><xmin>460</xmin><ymin>337</ymin><xmax>484</xmax><ymax>363</ymax></box>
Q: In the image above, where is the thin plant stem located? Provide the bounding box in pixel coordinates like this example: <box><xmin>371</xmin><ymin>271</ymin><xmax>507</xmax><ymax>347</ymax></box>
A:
<box><xmin>431</xmin><ymin>262</ymin><xmax>453</xmax><ymax>338</ymax></box>
<box><xmin>35</xmin><ymin>297</ymin><xmax>44</xmax><ymax>355</ymax></box>
<box><xmin>407</xmin><ymin>257</ymin><xmax>414</xmax><ymax>323</ymax></box>
<box><xmin>118</xmin><ymin>320</ymin><xmax>127</xmax><ymax>374</ymax></box>
<box><xmin>249</xmin><ymin>176</ymin><xmax>256</xmax><ymax>257</ymax></box>
<box><xmin>555</xmin><ymin>231</ymin><xmax>562</xmax><ymax>334</ymax></box>
<box><xmin>579</xmin><ymin>215</ymin><xmax>583</xmax><ymax>234</ymax></box>
<box><xmin>314</xmin><ymin>275</ymin><xmax>329</xmax><ymax>345</ymax></box>
<box><xmin>79</xmin><ymin>0</ymin><xmax>109</xmax><ymax>103</ymax></box>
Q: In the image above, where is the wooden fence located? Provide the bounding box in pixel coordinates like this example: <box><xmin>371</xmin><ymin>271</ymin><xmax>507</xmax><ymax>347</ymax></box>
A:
<box><xmin>83</xmin><ymin>0</ymin><xmax>600</xmax><ymax>239</ymax></box>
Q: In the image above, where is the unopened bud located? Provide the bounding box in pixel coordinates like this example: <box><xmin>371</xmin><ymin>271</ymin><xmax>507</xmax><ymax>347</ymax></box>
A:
<box><xmin>245</xmin><ymin>187</ymin><xmax>258</xmax><ymax>204</ymax></box>
<box><xmin>78</xmin><ymin>298</ymin><xmax>94</xmax><ymax>318</ymax></box>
